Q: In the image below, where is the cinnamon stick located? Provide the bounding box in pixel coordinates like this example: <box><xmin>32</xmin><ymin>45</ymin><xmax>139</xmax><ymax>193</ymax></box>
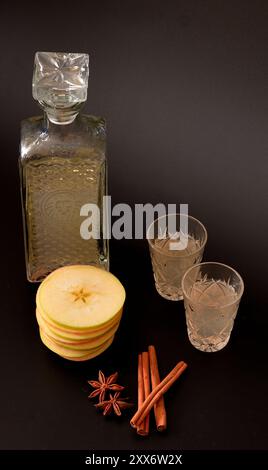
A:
<box><xmin>140</xmin><ymin>351</ymin><xmax>150</xmax><ymax>435</ymax></box>
<box><xmin>130</xmin><ymin>360</ymin><xmax>187</xmax><ymax>428</ymax></box>
<box><xmin>148</xmin><ymin>345</ymin><xmax>167</xmax><ymax>431</ymax></box>
<box><xmin>136</xmin><ymin>354</ymin><xmax>147</xmax><ymax>436</ymax></box>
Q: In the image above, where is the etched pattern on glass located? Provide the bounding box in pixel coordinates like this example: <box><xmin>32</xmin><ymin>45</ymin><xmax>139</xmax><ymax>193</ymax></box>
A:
<box><xmin>149</xmin><ymin>236</ymin><xmax>203</xmax><ymax>301</ymax></box>
<box><xmin>185</xmin><ymin>277</ymin><xmax>239</xmax><ymax>352</ymax></box>
<box><xmin>25</xmin><ymin>155</ymin><xmax>105</xmax><ymax>281</ymax></box>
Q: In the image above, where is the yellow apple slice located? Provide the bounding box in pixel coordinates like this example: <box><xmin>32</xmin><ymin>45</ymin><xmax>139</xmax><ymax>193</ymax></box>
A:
<box><xmin>40</xmin><ymin>328</ymin><xmax>114</xmax><ymax>360</ymax></box>
<box><xmin>36</xmin><ymin>310</ymin><xmax>120</xmax><ymax>350</ymax></box>
<box><xmin>36</xmin><ymin>307</ymin><xmax>121</xmax><ymax>341</ymax></box>
<box><xmin>61</xmin><ymin>339</ymin><xmax>113</xmax><ymax>361</ymax></box>
<box><xmin>36</xmin><ymin>290</ymin><xmax>123</xmax><ymax>334</ymax></box>
<box><xmin>37</xmin><ymin>265</ymin><xmax>125</xmax><ymax>330</ymax></box>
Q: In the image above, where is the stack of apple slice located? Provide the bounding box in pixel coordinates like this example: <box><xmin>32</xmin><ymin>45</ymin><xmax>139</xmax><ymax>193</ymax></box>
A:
<box><xmin>36</xmin><ymin>265</ymin><xmax>126</xmax><ymax>361</ymax></box>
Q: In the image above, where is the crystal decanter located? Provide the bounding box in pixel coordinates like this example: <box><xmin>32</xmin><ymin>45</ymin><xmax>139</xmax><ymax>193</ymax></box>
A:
<box><xmin>19</xmin><ymin>52</ymin><xmax>108</xmax><ymax>282</ymax></box>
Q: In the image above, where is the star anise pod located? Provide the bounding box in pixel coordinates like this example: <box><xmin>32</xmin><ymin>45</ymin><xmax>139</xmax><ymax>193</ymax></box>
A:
<box><xmin>88</xmin><ymin>371</ymin><xmax>124</xmax><ymax>403</ymax></box>
<box><xmin>95</xmin><ymin>392</ymin><xmax>133</xmax><ymax>416</ymax></box>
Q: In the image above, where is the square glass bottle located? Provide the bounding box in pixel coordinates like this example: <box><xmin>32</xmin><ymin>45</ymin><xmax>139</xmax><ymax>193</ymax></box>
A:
<box><xmin>19</xmin><ymin>52</ymin><xmax>109</xmax><ymax>282</ymax></box>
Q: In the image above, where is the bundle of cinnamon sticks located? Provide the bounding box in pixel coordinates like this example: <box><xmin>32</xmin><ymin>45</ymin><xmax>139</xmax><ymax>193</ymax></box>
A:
<box><xmin>130</xmin><ymin>345</ymin><xmax>187</xmax><ymax>436</ymax></box>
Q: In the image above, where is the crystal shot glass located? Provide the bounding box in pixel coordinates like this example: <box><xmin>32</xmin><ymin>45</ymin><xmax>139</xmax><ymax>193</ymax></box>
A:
<box><xmin>147</xmin><ymin>214</ymin><xmax>207</xmax><ymax>301</ymax></box>
<box><xmin>182</xmin><ymin>262</ymin><xmax>244</xmax><ymax>352</ymax></box>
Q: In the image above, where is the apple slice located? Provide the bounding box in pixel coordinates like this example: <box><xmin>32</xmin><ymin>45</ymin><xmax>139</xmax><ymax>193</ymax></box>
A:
<box><xmin>36</xmin><ymin>307</ymin><xmax>121</xmax><ymax>341</ymax></box>
<box><xmin>61</xmin><ymin>339</ymin><xmax>114</xmax><ymax>361</ymax></box>
<box><xmin>37</xmin><ymin>265</ymin><xmax>125</xmax><ymax>330</ymax></box>
<box><xmin>40</xmin><ymin>328</ymin><xmax>114</xmax><ymax>361</ymax></box>
<box><xmin>36</xmin><ymin>309</ymin><xmax>119</xmax><ymax>350</ymax></box>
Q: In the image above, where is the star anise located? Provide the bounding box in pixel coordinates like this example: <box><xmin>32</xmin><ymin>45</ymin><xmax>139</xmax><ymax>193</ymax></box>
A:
<box><xmin>95</xmin><ymin>392</ymin><xmax>133</xmax><ymax>416</ymax></box>
<box><xmin>88</xmin><ymin>371</ymin><xmax>124</xmax><ymax>403</ymax></box>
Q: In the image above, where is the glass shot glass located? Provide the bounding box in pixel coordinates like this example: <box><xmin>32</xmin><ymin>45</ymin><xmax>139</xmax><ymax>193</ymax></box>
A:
<box><xmin>147</xmin><ymin>213</ymin><xmax>207</xmax><ymax>301</ymax></box>
<box><xmin>182</xmin><ymin>262</ymin><xmax>244</xmax><ymax>352</ymax></box>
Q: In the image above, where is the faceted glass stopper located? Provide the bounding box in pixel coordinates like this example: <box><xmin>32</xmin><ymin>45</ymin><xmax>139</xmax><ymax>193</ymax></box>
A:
<box><xmin>32</xmin><ymin>52</ymin><xmax>89</xmax><ymax>108</ymax></box>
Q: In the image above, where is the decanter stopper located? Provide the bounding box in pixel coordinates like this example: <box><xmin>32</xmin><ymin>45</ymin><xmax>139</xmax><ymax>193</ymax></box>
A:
<box><xmin>32</xmin><ymin>52</ymin><xmax>89</xmax><ymax>124</ymax></box>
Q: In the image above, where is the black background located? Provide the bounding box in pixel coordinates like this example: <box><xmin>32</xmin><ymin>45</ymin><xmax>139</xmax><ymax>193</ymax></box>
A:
<box><xmin>0</xmin><ymin>0</ymin><xmax>267</xmax><ymax>451</ymax></box>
